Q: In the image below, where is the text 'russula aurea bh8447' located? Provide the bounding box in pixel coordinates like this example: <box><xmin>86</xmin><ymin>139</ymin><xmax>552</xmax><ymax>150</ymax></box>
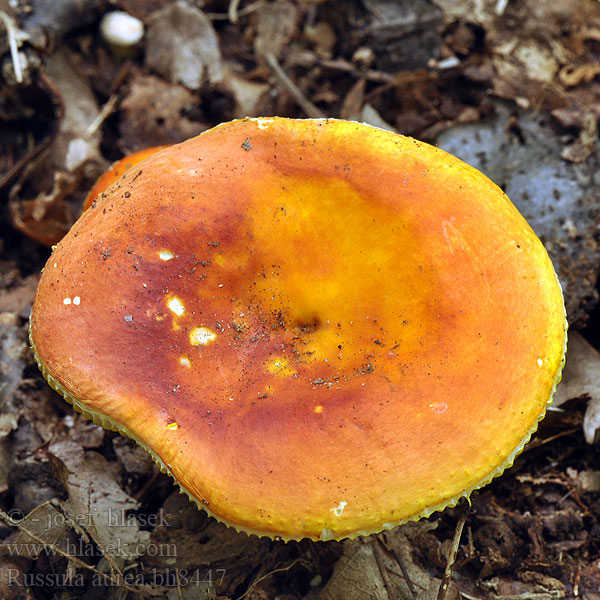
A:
<box><xmin>30</xmin><ymin>118</ymin><xmax>567</xmax><ymax>542</ymax></box>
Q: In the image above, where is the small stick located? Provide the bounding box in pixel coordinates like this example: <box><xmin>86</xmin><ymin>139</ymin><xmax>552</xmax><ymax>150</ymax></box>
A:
<box><xmin>86</xmin><ymin>93</ymin><xmax>119</xmax><ymax>137</ymax></box>
<box><xmin>264</xmin><ymin>52</ymin><xmax>326</xmax><ymax>119</ymax></box>
<box><xmin>175</xmin><ymin>567</ymin><xmax>183</xmax><ymax>600</ymax></box>
<box><xmin>228</xmin><ymin>0</ymin><xmax>242</xmax><ymax>23</ymax></box>
<box><xmin>373</xmin><ymin>539</ymin><xmax>395</xmax><ymax>599</ymax></box>
<box><xmin>377</xmin><ymin>536</ymin><xmax>418</xmax><ymax>600</ymax></box>
<box><xmin>495</xmin><ymin>0</ymin><xmax>509</xmax><ymax>16</ymax></box>
<box><xmin>239</xmin><ymin>558</ymin><xmax>308</xmax><ymax>600</ymax></box>
<box><xmin>437</xmin><ymin>501</ymin><xmax>470</xmax><ymax>600</ymax></box>
<box><xmin>0</xmin><ymin>11</ymin><xmax>27</xmax><ymax>83</ymax></box>
<box><xmin>208</xmin><ymin>1</ymin><xmax>263</xmax><ymax>21</ymax></box>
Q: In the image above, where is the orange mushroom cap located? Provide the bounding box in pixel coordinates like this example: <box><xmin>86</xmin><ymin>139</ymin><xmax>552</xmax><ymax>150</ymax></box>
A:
<box><xmin>30</xmin><ymin>118</ymin><xmax>567</xmax><ymax>541</ymax></box>
<box><xmin>83</xmin><ymin>145</ymin><xmax>169</xmax><ymax>211</ymax></box>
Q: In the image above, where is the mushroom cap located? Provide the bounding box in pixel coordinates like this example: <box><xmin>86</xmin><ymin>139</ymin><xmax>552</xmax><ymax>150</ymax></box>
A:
<box><xmin>30</xmin><ymin>118</ymin><xmax>567</xmax><ymax>541</ymax></box>
<box><xmin>83</xmin><ymin>145</ymin><xmax>169</xmax><ymax>211</ymax></box>
<box><xmin>100</xmin><ymin>11</ymin><xmax>145</xmax><ymax>48</ymax></box>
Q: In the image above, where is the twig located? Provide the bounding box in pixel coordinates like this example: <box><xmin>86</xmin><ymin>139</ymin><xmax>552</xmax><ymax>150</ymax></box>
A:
<box><xmin>208</xmin><ymin>1</ymin><xmax>263</xmax><ymax>21</ymax></box>
<box><xmin>0</xmin><ymin>11</ymin><xmax>29</xmax><ymax>83</ymax></box>
<box><xmin>377</xmin><ymin>536</ymin><xmax>418</xmax><ymax>600</ymax></box>
<box><xmin>522</xmin><ymin>427</ymin><xmax>580</xmax><ymax>452</ymax></box>
<box><xmin>238</xmin><ymin>558</ymin><xmax>308</xmax><ymax>600</ymax></box>
<box><xmin>86</xmin><ymin>93</ymin><xmax>119</xmax><ymax>137</ymax></box>
<box><xmin>264</xmin><ymin>52</ymin><xmax>326</xmax><ymax>119</ymax></box>
<box><xmin>176</xmin><ymin>567</ymin><xmax>183</xmax><ymax>600</ymax></box>
<box><xmin>134</xmin><ymin>467</ymin><xmax>161</xmax><ymax>502</ymax></box>
<box><xmin>228</xmin><ymin>0</ymin><xmax>242</xmax><ymax>22</ymax></box>
<box><xmin>290</xmin><ymin>54</ymin><xmax>395</xmax><ymax>84</ymax></box>
<box><xmin>495</xmin><ymin>0</ymin><xmax>510</xmax><ymax>16</ymax></box>
<box><xmin>437</xmin><ymin>501</ymin><xmax>470</xmax><ymax>600</ymax></box>
<box><xmin>373</xmin><ymin>538</ymin><xmax>396</xmax><ymax>599</ymax></box>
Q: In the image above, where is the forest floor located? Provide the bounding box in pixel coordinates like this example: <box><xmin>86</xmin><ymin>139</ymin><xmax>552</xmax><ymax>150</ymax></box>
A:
<box><xmin>1</xmin><ymin>0</ymin><xmax>600</xmax><ymax>598</ymax></box>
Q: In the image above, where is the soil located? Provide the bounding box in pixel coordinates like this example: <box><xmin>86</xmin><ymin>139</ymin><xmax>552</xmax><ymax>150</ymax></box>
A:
<box><xmin>1</xmin><ymin>1</ymin><xmax>600</xmax><ymax>599</ymax></box>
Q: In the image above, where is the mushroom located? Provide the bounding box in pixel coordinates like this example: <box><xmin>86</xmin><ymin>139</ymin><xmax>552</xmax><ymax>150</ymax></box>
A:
<box><xmin>83</xmin><ymin>145</ymin><xmax>169</xmax><ymax>211</ymax></box>
<box><xmin>30</xmin><ymin>118</ymin><xmax>567</xmax><ymax>541</ymax></box>
<box><xmin>100</xmin><ymin>11</ymin><xmax>145</xmax><ymax>57</ymax></box>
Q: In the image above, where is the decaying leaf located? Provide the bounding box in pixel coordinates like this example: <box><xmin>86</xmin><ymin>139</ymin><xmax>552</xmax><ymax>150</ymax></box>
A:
<box><xmin>253</xmin><ymin>0</ymin><xmax>299</xmax><ymax>60</ymax></box>
<box><xmin>43</xmin><ymin>50</ymin><xmax>103</xmax><ymax>174</ymax></box>
<box><xmin>431</xmin><ymin>0</ymin><xmax>498</xmax><ymax>26</ymax></box>
<box><xmin>119</xmin><ymin>74</ymin><xmax>207</xmax><ymax>153</ymax></box>
<box><xmin>554</xmin><ymin>331</ymin><xmax>600</xmax><ymax>444</ymax></box>
<box><xmin>222</xmin><ymin>64</ymin><xmax>270</xmax><ymax>118</ymax></box>
<box><xmin>144</xmin><ymin>492</ymin><xmax>270</xmax><ymax>597</ymax></box>
<box><xmin>561</xmin><ymin>111</ymin><xmax>598</xmax><ymax>163</ymax></box>
<box><xmin>112</xmin><ymin>436</ymin><xmax>154</xmax><ymax>475</ymax></box>
<box><xmin>19</xmin><ymin>0</ymin><xmax>103</xmax><ymax>49</ymax></box>
<box><xmin>5</xmin><ymin>503</ymin><xmax>68</xmax><ymax>559</ymax></box>
<box><xmin>319</xmin><ymin>524</ymin><xmax>455</xmax><ymax>600</ymax></box>
<box><xmin>360</xmin><ymin>103</ymin><xmax>398</xmax><ymax>133</ymax></box>
<box><xmin>65</xmin><ymin>413</ymin><xmax>105</xmax><ymax>449</ymax></box>
<box><xmin>567</xmin><ymin>467</ymin><xmax>600</xmax><ymax>493</ymax></box>
<box><xmin>480</xmin><ymin>572</ymin><xmax>567</xmax><ymax>599</ymax></box>
<box><xmin>8</xmin><ymin>48</ymin><xmax>105</xmax><ymax>246</ymax></box>
<box><xmin>145</xmin><ymin>0</ymin><xmax>223</xmax><ymax>90</ymax></box>
<box><xmin>340</xmin><ymin>78</ymin><xmax>366</xmax><ymax>120</ymax></box>
<box><xmin>318</xmin><ymin>540</ymin><xmax>390</xmax><ymax>600</ymax></box>
<box><xmin>434</xmin><ymin>0</ymin><xmax>600</xmax><ymax>115</ymax></box>
<box><xmin>48</xmin><ymin>440</ymin><xmax>150</xmax><ymax>560</ymax></box>
<box><xmin>9</xmin><ymin>171</ymin><xmax>77</xmax><ymax>247</ymax></box>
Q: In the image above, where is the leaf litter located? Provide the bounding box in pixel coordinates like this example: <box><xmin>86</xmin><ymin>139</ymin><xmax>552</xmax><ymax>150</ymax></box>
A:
<box><xmin>1</xmin><ymin>0</ymin><xmax>600</xmax><ymax>598</ymax></box>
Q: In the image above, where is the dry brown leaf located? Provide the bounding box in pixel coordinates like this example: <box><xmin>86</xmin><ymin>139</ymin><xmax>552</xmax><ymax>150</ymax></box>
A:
<box><xmin>304</xmin><ymin>21</ymin><xmax>337</xmax><ymax>57</ymax></box>
<box><xmin>112</xmin><ymin>436</ymin><xmax>154</xmax><ymax>475</ymax></box>
<box><xmin>318</xmin><ymin>540</ymin><xmax>391</xmax><ymax>600</ymax></box>
<box><xmin>66</xmin><ymin>413</ymin><xmax>105</xmax><ymax>449</ymax></box>
<box><xmin>119</xmin><ymin>74</ymin><xmax>207</xmax><ymax>152</ymax></box>
<box><xmin>43</xmin><ymin>50</ymin><xmax>103</xmax><ymax>174</ymax></box>
<box><xmin>360</xmin><ymin>103</ymin><xmax>398</xmax><ymax>133</ymax></box>
<box><xmin>481</xmin><ymin>572</ymin><xmax>567</xmax><ymax>599</ymax></box>
<box><xmin>6</xmin><ymin>503</ymin><xmax>69</xmax><ymax>560</ymax></box>
<box><xmin>567</xmin><ymin>468</ymin><xmax>600</xmax><ymax>493</ymax></box>
<box><xmin>48</xmin><ymin>440</ymin><xmax>150</xmax><ymax>560</ymax></box>
<box><xmin>340</xmin><ymin>78</ymin><xmax>366</xmax><ymax>120</ymax></box>
<box><xmin>222</xmin><ymin>65</ymin><xmax>270</xmax><ymax>118</ymax></box>
<box><xmin>145</xmin><ymin>0</ymin><xmax>223</xmax><ymax>90</ymax></box>
<box><xmin>436</xmin><ymin>0</ymin><xmax>600</xmax><ymax>114</ymax></box>
<box><xmin>512</xmin><ymin>40</ymin><xmax>559</xmax><ymax>83</ymax></box>
<box><xmin>553</xmin><ymin>330</ymin><xmax>600</xmax><ymax>444</ymax></box>
<box><xmin>431</xmin><ymin>0</ymin><xmax>497</xmax><ymax>26</ymax></box>
<box><xmin>561</xmin><ymin>111</ymin><xmax>598</xmax><ymax>163</ymax></box>
<box><xmin>8</xmin><ymin>48</ymin><xmax>105</xmax><ymax>246</ymax></box>
<box><xmin>9</xmin><ymin>172</ymin><xmax>77</xmax><ymax>246</ymax></box>
<box><xmin>145</xmin><ymin>492</ymin><xmax>270</xmax><ymax>597</ymax></box>
<box><xmin>319</xmin><ymin>524</ymin><xmax>453</xmax><ymax>600</ymax></box>
<box><xmin>254</xmin><ymin>0</ymin><xmax>298</xmax><ymax>60</ymax></box>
